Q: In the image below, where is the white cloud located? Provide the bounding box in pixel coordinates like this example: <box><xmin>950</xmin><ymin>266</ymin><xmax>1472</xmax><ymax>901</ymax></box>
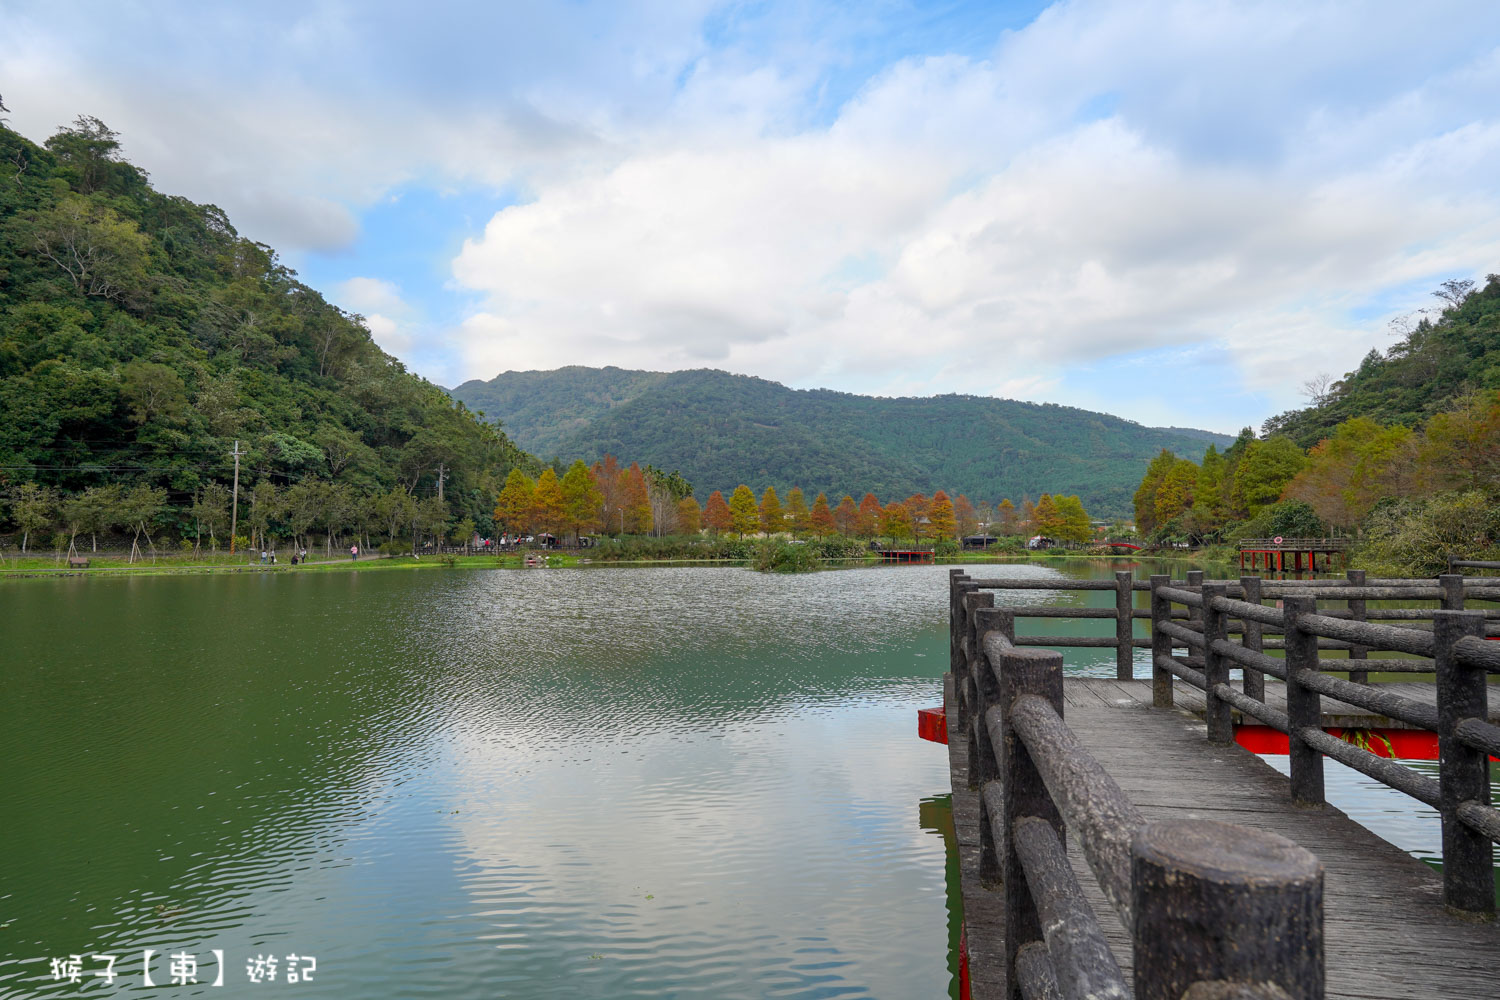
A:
<box><xmin>335</xmin><ymin>277</ymin><xmax>410</xmax><ymax>317</ymax></box>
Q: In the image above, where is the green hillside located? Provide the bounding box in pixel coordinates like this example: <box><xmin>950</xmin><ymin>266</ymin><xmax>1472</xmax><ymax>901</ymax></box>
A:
<box><xmin>0</xmin><ymin>117</ymin><xmax>535</xmax><ymax>541</ymax></box>
<box><xmin>452</xmin><ymin>367</ymin><xmax>1232</xmax><ymax>515</ymax></box>
<box><xmin>1263</xmin><ymin>274</ymin><xmax>1500</xmax><ymax>447</ymax></box>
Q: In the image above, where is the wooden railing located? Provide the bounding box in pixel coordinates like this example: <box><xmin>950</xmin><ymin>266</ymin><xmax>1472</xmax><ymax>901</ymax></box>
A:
<box><xmin>1149</xmin><ymin>572</ymin><xmax>1500</xmax><ymax>916</ymax></box>
<box><xmin>1239</xmin><ymin>538</ymin><xmax>1352</xmax><ymax>550</ymax></box>
<box><xmin>951</xmin><ymin>570</ymin><xmax>1325</xmax><ymax>999</ymax></box>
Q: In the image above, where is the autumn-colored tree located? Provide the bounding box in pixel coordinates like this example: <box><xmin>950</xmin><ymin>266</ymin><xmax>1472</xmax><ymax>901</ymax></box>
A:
<box><xmin>880</xmin><ymin>501</ymin><xmax>913</xmax><ymax>541</ymax></box>
<box><xmin>810</xmin><ymin>493</ymin><xmax>836</xmax><ymax>537</ymax></box>
<box><xmin>1153</xmin><ymin>460</ymin><xmax>1198</xmax><ymax>526</ymax></box>
<box><xmin>954</xmin><ymin>494</ymin><xmax>978</xmax><ymax>537</ymax></box>
<box><xmin>620</xmin><ymin>463</ymin><xmax>652</xmax><ymax>534</ymax></box>
<box><xmin>560</xmin><ymin>460</ymin><xmax>603</xmax><ymax>541</ymax></box>
<box><xmin>703</xmin><ymin>490</ymin><xmax>733</xmax><ymax>535</ymax></box>
<box><xmin>1133</xmin><ymin>449</ymin><xmax>1179</xmax><ymax>535</ymax></box>
<box><xmin>759</xmin><ymin>486</ymin><xmax>784</xmax><ymax>535</ymax></box>
<box><xmin>785</xmin><ymin>487</ymin><xmax>810</xmax><ymax>537</ymax></box>
<box><xmin>530</xmin><ymin>468</ymin><xmax>566</xmax><ymax>536</ymax></box>
<box><xmin>928</xmin><ymin>490</ymin><xmax>957</xmax><ymax>539</ymax></box>
<box><xmin>1284</xmin><ymin>417</ymin><xmax>1415</xmax><ymax>529</ymax></box>
<box><xmin>1417</xmin><ymin>391</ymin><xmax>1500</xmax><ymax>492</ymax></box>
<box><xmin>905</xmin><ymin>494</ymin><xmax>930</xmax><ymax>540</ymax></box>
<box><xmin>729</xmin><ymin>485</ymin><xmax>760</xmax><ymax>535</ymax></box>
<box><xmin>590</xmin><ymin>455</ymin><xmax>627</xmax><ymax>532</ymax></box>
<box><xmin>1020</xmin><ymin>498</ymin><xmax>1036</xmax><ymax>534</ymax></box>
<box><xmin>676</xmin><ymin>496</ymin><xmax>702</xmax><ymax>535</ymax></box>
<box><xmin>1032</xmin><ymin>494</ymin><xmax>1064</xmax><ymax>538</ymax></box>
<box><xmin>494</xmin><ymin>468</ymin><xmax>535</xmax><ymax>536</ymax></box>
<box><xmin>997</xmin><ymin>498</ymin><xmax>1018</xmax><ymax>535</ymax></box>
<box><xmin>834</xmin><ymin>494</ymin><xmax>858</xmax><ymax>536</ymax></box>
<box><xmin>857</xmin><ymin>493</ymin><xmax>882</xmax><ymax>538</ymax></box>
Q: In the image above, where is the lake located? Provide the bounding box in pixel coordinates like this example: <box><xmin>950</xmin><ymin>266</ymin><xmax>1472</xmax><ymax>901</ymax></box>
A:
<box><xmin>1</xmin><ymin>558</ymin><xmax>1490</xmax><ymax>998</ymax></box>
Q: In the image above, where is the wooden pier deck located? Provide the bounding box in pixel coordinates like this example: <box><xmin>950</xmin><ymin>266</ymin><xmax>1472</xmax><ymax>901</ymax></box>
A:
<box><xmin>946</xmin><ymin>676</ymin><xmax>1500</xmax><ymax>1000</ymax></box>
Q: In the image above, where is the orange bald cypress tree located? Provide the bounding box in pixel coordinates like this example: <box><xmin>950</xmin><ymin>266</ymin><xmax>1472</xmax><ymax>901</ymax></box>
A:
<box><xmin>703</xmin><ymin>490</ymin><xmax>733</xmax><ymax>535</ymax></box>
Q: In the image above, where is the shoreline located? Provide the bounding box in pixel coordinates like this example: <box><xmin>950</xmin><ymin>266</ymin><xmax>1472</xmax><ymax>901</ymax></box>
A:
<box><xmin>0</xmin><ymin>549</ymin><xmax>1237</xmax><ymax>581</ymax></box>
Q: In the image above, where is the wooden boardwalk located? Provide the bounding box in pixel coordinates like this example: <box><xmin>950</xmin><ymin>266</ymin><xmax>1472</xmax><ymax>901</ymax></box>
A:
<box><xmin>947</xmin><ymin>676</ymin><xmax>1500</xmax><ymax>1000</ymax></box>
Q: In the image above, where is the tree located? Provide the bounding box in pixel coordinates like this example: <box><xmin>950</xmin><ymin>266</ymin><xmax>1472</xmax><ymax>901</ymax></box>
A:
<box><xmin>676</xmin><ymin>496</ymin><xmax>701</xmax><ymax>535</ymax></box>
<box><xmin>1285</xmin><ymin>417</ymin><xmax>1415</xmax><ymax>529</ymax></box>
<box><xmin>1433</xmin><ymin>278</ymin><xmax>1475</xmax><ymax>311</ymax></box>
<box><xmin>703</xmin><ymin>490</ymin><xmax>733</xmax><ymax>535</ymax></box>
<box><xmin>44</xmin><ymin>115</ymin><xmax>127</xmax><ymax>194</ymax></box>
<box><xmin>620</xmin><ymin>463</ymin><xmax>652</xmax><ymax>534</ymax></box>
<box><xmin>247</xmin><ymin>480</ymin><xmax>282</xmax><ymax>552</ymax></box>
<box><xmin>376</xmin><ymin>487</ymin><xmax>416</xmax><ymax>544</ymax></box>
<box><xmin>729</xmin><ymin>485</ymin><xmax>760</xmax><ymax>536</ymax></box>
<box><xmin>590</xmin><ymin>455</ymin><xmax>627</xmax><ymax>533</ymax></box>
<box><xmin>784</xmin><ymin>487</ymin><xmax>810</xmax><ymax>537</ymax></box>
<box><xmin>833</xmin><ymin>494</ymin><xmax>857</xmax><ymax>536</ymax></box>
<box><xmin>190</xmin><ymin>482</ymin><xmax>231</xmax><ymax>552</ymax></box>
<box><xmin>493</xmin><ymin>468</ymin><xmax>535</xmax><ymax>536</ymax></box>
<box><xmin>954</xmin><ymin>494</ymin><xmax>978</xmax><ymax>537</ymax></box>
<box><xmin>1032</xmin><ymin>494</ymin><xmax>1064</xmax><ymax>539</ymax></box>
<box><xmin>530</xmin><ymin>468</ymin><xmax>566</xmax><ymax>537</ymax></box>
<box><xmin>1230</xmin><ymin>437</ymin><xmax>1307</xmax><ymax>516</ymax></box>
<box><xmin>416</xmin><ymin>495</ymin><xmax>449</xmax><ymax>552</ymax></box>
<box><xmin>8</xmin><ymin>482</ymin><xmax>55</xmax><ymax>553</ymax></box>
<box><xmin>856</xmin><ymin>493</ymin><xmax>882</xmax><ymax>539</ymax></box>
<box><xmin>281</xmin><ymin>479</ymin><xmax>325</xmax><ymax>554</ymax></box>
<box><xmin>905</xmin><ymin>494</ymin><xmax>931</xmax><ymax>540</ymax></box>
<box><xmin>69</xmin><ymin>484</ymin><xmax>120</xmax><ymax>552</ymax></box>
<box><xmin>759</xmin><ymin>486</ymin><xmax>784</xmax><ymax>535</ymax></box>
<box><xmin>30</xmin><ymin>194</ymin><xmax>150</xmax><ymax>301</ymax></box>
<box><xmin>810</xmin><ymin>493</ymin><xmax>836</xmax><ymax>538</ymax></box>
<box><xmin>119</xmin><ymin>484</ymin><xmax>166</xmax><ymax>562</ymax></box>
<box><xmin>1192</xmin><ymin>446</ymin><xmax>1226</xmax><ymax>525</ymax></box>
<box><xmin>560</xmin><ymin>460</ymin><xmax>603</xmax><ymax>542</ymax></box>
<box><xmin>879</xmin><ymin>502</ymin><xmax>912</xmax><ymax>542</ymax></box>
<box><xmin>996</xmin><ymin>498</ymin><xmax>1018</xmax><ymax>535</ymax></box>
<box><xmin>1133</xmin><ymin>450</ymin><xmax>1179</xmax><ymax>535</ymax></box>
<box><xmin>1153</xmin><ymin>460</ymin><xmax>1198</xmax><ymax>526</ymax></box>
<box><xmin>928</xmin><ymin>491</ymin><xmax>957</xmax><ymax>539</ymax></box>
<box><xmin>1053</xmin><ymin>495</ymin><xmax>1091</xmax><ymax>544</ymax></box>
<box><xmin>1417</xmin><ymin>392</ymin><xmax>1500</xmax><ymax>493</ymax></box>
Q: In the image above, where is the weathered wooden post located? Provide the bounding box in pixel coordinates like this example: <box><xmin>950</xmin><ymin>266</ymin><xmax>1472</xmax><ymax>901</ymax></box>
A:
<box><xmin>949</xmin><ymin>569</ymin><xmax>968</xmax><ymax>680</ymax></box>
<box><xmin>1151</xmin><ymin>575</ymin><xmax>1173</xmax><ymax>708</ymax></box>
<box><xmin>972</xmin><ymin>608</ymin><xmax>1009</xmax><ymax>889</ymax></box>
<box><xmin>1283</xmin><ymin>595</ymin><xmax>1324</xmax><ymax>806</ymax></box>
<box><xmin>994</xmin><ymin>645</ymin><xmax>1065</xmax><ymax>1000</ymax></box>
<box><xmin>1439</xmin><ymin>572</ymin><xmax>1465</xmax><ymax>612</ymax></box>
<box><xmin>1186</xmin><ymin>569</ymin><xmax>1205</xmax><ymax>635</ymax></box>
<box><xmin>1345</xmin><ymin>569</ymin><xmax>1368</xmax><ymax>685</ymax></box>
<box><xmin>1433</xmin><ymin>609</ymin><xmax>1492</xmax><ymax>916</ymax></box>
<box><xmin>1131</xmin><ymin>819</ymin><xmax>1324</xmax><ymax>1000</ymax></box>
<box><xmin>1240</xmin><ymin>575</ymin><xmax>1265</xmax><ymax>702</ymax></box>
<box><xmin>963</xmin><ymin>589</ymin><xmax>994</xmax><ymax>735</ymax></box>
<box><xmin>1201</xmin><ymin>583</ymin><xmax>1231</xmax><ymax>743</ymax></box>
<box><xmin>1115</xmin><ymin>569</ymin><xmax>1134</xmax><ymax>680</ymax></box>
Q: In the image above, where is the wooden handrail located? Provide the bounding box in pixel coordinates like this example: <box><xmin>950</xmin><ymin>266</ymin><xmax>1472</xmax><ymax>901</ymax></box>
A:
<box><xmin>951</xmin><ymin>572</ymin><xmax>1327</xmax><ymax>999</ymax></box>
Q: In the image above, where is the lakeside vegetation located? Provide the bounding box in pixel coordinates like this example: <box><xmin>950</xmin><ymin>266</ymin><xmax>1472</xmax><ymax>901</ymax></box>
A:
<box><xmin>1131</xmin><ymin>276</ymin><xmax>1500</xmax><ymax>576</ymax></box>
<box><xmin>0</xmin><ymin>116</ymin><xmax>536</xmax><ymax>559</ymax></box>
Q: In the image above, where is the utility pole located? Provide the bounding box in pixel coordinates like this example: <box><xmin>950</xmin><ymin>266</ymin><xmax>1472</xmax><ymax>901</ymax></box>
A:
<box><xmin>229</xmin><ymin>440</ymin><xmax>243</xmax><ymax>554</ymax></box>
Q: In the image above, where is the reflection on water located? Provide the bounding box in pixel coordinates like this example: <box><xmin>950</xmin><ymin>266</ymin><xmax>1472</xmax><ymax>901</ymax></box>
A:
<box><xmin>2</xmin><ymin>564</ymin><xmax>985</xmax><ymax>999</ymax></box>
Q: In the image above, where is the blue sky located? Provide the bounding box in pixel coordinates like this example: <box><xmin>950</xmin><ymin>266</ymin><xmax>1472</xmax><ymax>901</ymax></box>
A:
<box><xmin>5</xmin><ymin>1</ymin><xmax>1500</xmax><ymax>433</ymax></box>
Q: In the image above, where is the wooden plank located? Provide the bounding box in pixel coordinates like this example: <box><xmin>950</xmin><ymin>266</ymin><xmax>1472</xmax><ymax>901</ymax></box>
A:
<box><xmin>946</xmin><ymin>674</ymin><xmax>1500</xmax><ymax>1000</ymax></box>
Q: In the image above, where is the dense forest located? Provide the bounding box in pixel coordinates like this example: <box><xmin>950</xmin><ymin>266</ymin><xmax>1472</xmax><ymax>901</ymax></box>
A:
<box><xmin>451</xmin><ymin>367</ymin><xmax>1230</xmax><ymax>516</ymax></box>
<box><xmin>0</xmin><ymin>114</ymin><xmax>537</xmax><ymax>552</ymax></box>
<box><xmin>1133</xmin><ymin>275</ymin><xmax>1500</xmax><ymax>574</ymax></box>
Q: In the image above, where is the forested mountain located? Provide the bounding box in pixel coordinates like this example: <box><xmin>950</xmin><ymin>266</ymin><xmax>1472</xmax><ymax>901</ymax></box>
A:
<box><xmin>451</xmin><ymin>367</ymin><xmax>1231</xmax><ymax>515</ymax></box>
<box><xmin>1263</xmin><ymin>275</ymin><xmax>1500</xmax><ymax>447</ymax></box>
<box><xmin>0</xmin><ymin>116</ymin><xmax>535</xmax><ymax>544</ymax></box>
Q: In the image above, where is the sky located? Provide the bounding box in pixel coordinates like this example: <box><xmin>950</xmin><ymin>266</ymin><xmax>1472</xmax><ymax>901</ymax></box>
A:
<box><xmin>4</xmin><ymin>1</ymin><xmax>1500</xmax><ymax>434</ymax></box>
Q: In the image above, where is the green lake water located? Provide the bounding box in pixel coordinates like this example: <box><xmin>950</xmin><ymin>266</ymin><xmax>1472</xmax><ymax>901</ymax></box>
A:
<box><xmin>2</xmin><ymin>558</ymin><xmax>1493</xmax><ymax>998</ymax></box>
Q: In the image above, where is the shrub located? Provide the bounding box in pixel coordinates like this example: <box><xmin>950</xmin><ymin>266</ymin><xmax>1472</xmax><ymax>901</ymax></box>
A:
<box><xmin>1355</xmin><ymin>491</ymin><xmax>1500</xmax><ymax>576</ymax></box>
<box><xmin>752</xmin><ymin>540</ymin><xmax>821</xmax><ymax>573</ymax></box>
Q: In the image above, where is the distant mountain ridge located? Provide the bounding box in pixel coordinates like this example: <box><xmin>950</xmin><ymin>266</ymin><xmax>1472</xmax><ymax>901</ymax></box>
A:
<box><xmin>450</xmin><ymin>366</ymin><xmax>1232</xmax><ymax>516</ymax></box>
